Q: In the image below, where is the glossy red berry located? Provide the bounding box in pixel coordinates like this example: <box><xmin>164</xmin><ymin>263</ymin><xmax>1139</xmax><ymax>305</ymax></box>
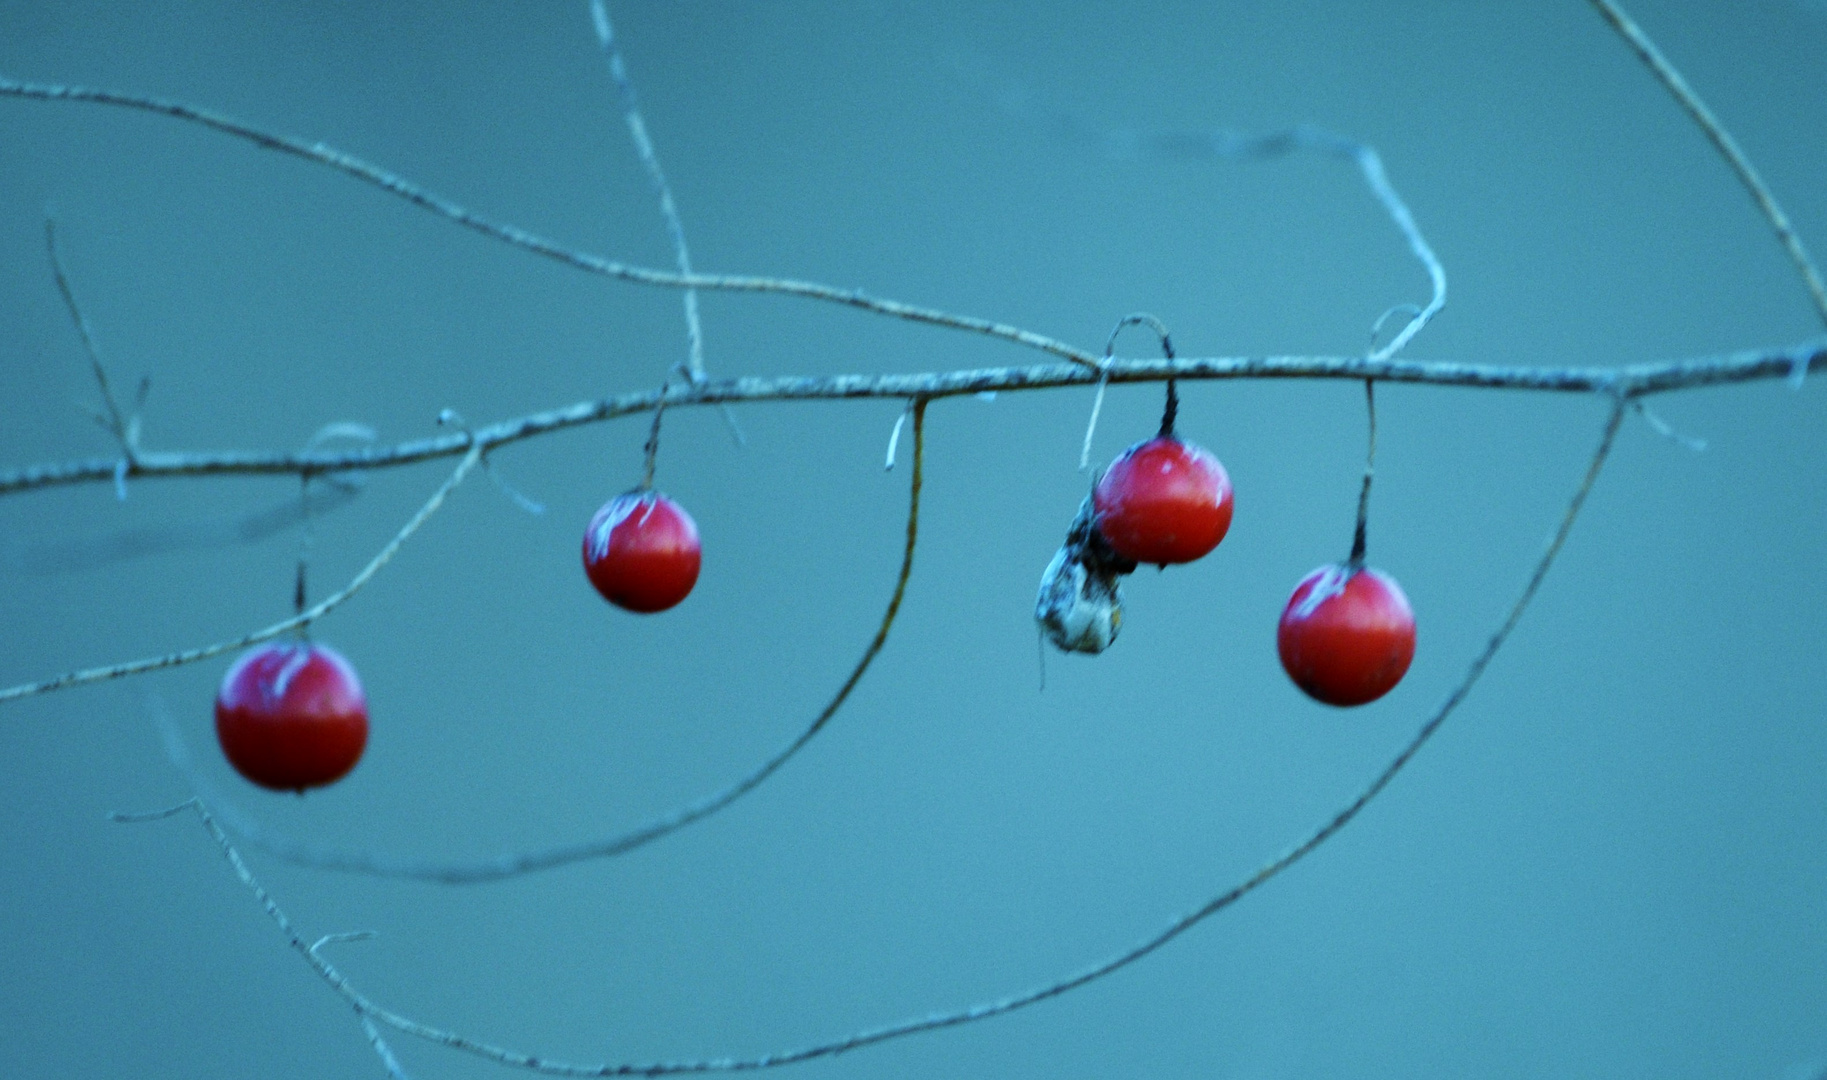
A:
<box><xmin>215</xmin><ymin>641</ymin><xmax>369</xmax><ymax>791</ymax></box>
<box><xmin>583</xmin><ymin>490</ymin><xmax>701</xmax><ymax>613</ymax></box>
<box><xmin>1093</xmin><ymin>435</ymin><xmax>1234</xmax><ymax>566</ymax></box>
<box><xmin>1277</xmin><ymin>564</ymin><xmax>1416</xmax><ymax>707</ymax></box>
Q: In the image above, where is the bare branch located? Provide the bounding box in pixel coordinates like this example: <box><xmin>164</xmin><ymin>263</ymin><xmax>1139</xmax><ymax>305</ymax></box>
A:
<box><xmin>0</xmin><ymin>77</ymin><xmax>1099</xmax><ymax>370</ymax></box>
<box><xmin>588</xmin><ymin>0</ymin><xmax>745</xmax><ymax>445</ymax></box>
<box><xmin>590</xmin><ymin>0</ymin><xmax>705</xmax><ymax>382</ymax></box>
<box><xmin>44</xmin><ymin>218</ymin><xmax>138</xmax><ymax>489</ymax></box>
<box><xmin>1589</xmin><ymin>0</ymin><xmax>1827</xmax><ymax>331</ymax></box>
<box><xmin>0</xmin><ymin>445</ymin><xmax>482</xmax><ymax>705</ymax></box>
<box><xmin>0</xmin><ymin>338</ymin><xmax>1818</xmax><ymax>499</ymax></box>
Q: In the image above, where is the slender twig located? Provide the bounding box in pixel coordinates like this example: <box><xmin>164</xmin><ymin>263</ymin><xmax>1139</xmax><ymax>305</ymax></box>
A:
<box><xmin>1631</xmin><ymin>399</ymin><xmax>1706</xmax><ymax>452</ymax></box>
<box><xmin>0</xmin><ymin>444</ymin><xmax>482</xmax><ymax>705</ymax></box>
<box><xmin>149</xmin><ymin>407</ymin><xmax>925</xmax><ymax>882</ymax></box>
<box><xmin>309</xmin><ymin>933</ymin><xmax>416</xmax><ymax>1080</ymax></box>
<box><xmin>359</xmin><ymin>1014</ymin><xmax>415</xmax><ymax>1080</ymax></box>
<box><xmin>1</xmin><ymin>337</ymin><xmax>1818</xmax><ymax>499</ymax></box>
<box><xmin>1241</xmin><ymin>129</ymin><xmax>1445</xmax><ymax>361</ymax></box>
<box><xmin>1589</xmin><ymin>0</ymin><xmax>1827</xmax><ymax>331</ymax></box>
<box><xmin>1077</xmin><ymin>371</ymin><xmax>1109</xmax><ymax>472</ymax></box>
<box><xmin>590</xmin><ymin>0</ymin><xmax>703</xmax><ymax>383</ymax></box>
<box><xmin>588</xmin><ymin>0</ymin><xmax>746</xmax><ymax>445</ymax></box>
<box><xmin>137</xmin><ymin>400</ymin><xmax>1621</xmax><ymax>1076</ymax></box>
<box><xmin>45</xmin><ymin>218</ymin><xmax>139</xmax><ymax>498</ymax></box>
<box><xmin>0</xmin><ymin>77</ymin><xmax>1100</xmax><ymax>370</ymax></box>
<box><xmin>1104</xmin><ymin>126</ymin><xmax>1445</xmax><ymax>360</ymax></box>
<box><xmin>883</xmin><ymin>401</ymin><xmax>912</xmax><ymax>470</ymax></box>
<box><xmin>588</xmin><ymin>0</ymin><xmax>701</xmax><ymax>381</ymax></box>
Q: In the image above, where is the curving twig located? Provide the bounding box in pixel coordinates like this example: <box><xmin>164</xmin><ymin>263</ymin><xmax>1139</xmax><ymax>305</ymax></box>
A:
<box><xmin>1099</xmin><ymin>125</ymin><xmax>1445</xmax><ymax>361</ymax></box>
<box><xmin>149</xmin><ymin>404</ymin><xmax>926</xmax><ymax>881</ymax></box>
<box><xmin>0</xmin><ymin>444</ymin><xmax>482</xmax><ymax>705</ymax></box>
<box><xmin>133</xmin><ymin>400</ymin><xmax>1622</xmax><ymax>1075</ymax></box>
<box><xmin>1589</xmin><ymin>0</ymin><xmax>1827</xmax><ymax>332</ymax></box>
<box><xmin>0</xmin><ymin>77</ymin><xmax>1099</xmax><ymax>370</ymax></box>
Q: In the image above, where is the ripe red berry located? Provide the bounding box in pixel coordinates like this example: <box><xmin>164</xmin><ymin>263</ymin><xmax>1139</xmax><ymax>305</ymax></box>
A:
<box><xmin>215</xmin><ymin>641</ymin><xmax>369</xmax><ymax>791</ymax></box>
<box><xmin>1093</xmin><ymin>435</ymin><xmax>1234</xmax><ymax>566</ymax></box>
<box><xmin>1277</xmin><ymin>565</ymin><xmax>1416</xmax><ymax>707</ymax></box>
<box><xmin>583</xmin><ymin>490</ymin><xmax>701</xmax><ymax>613</ymax></box>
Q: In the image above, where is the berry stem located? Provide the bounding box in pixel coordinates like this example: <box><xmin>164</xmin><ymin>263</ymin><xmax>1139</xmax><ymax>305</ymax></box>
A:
<box><xmin>640</xmin><ymin>388</ymin><xmax>667</xmax><ymax>489</ymax></box>
<box><xmin>294</xmin><ymin>472</ymin><xmax>313</xmax><ymax>632</ymax></box>
<box><xmin>1100</xmin><ymin>313</ymin><xmax>1179</xmax><ymax>437</ymax></box>
<box><xmin>1348</xmin><ymin>379</ymin><xmax>1377</xmax><ymax>568</ymax></box>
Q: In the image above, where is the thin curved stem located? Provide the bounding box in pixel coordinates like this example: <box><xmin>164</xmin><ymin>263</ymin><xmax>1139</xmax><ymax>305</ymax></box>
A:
<box><xmin>1589</xmin><ymin>0</ymin><xmax>1827</xmax><ymax>331</ymax></box>
<box><xmin>0</xmin><ymin>445</ymin><xmax>482</xmax><ymax>705</ymax></box>
<box><xmin>147</xmin><ymin>400</ymin><xmax>1622</xmax><ymax>1075</ymax></box>
<box><xmin>0</xmin><ymin>78</ymin><xmax>1100</xmax><ymax>370</ymax></box>
<box><xmin>1103</xmin><ymin>125</ymin><xmax>1444</xmax><ymax>360</ymax></box>
<box><xmin>2</xmin><ymin>337</ymin><xmax>1817</xmax><ymax>499</ymax></box>
<box><xmin>151</xmin><ymin>403</ymin><xmax>926</xmax><ymax>883</ymax></box>
<box><xmin>1100</xmin><ymin>312</ymin><xmax>1179</xmax><ymax>437</ymax></box>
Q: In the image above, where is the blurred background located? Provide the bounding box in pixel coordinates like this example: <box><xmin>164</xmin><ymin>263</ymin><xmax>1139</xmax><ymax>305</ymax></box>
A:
<box><xmin>2</xmin><ymin>2</ymin><xmax>1824</xmax><ymax>1077</ymax></box>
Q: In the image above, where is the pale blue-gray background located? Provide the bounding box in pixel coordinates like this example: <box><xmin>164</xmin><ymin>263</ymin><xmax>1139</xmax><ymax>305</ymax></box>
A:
<box><xmin>1</xmin><ymin>2</ymin><xmax>1824</xmax><ymax>1078</ymax></box>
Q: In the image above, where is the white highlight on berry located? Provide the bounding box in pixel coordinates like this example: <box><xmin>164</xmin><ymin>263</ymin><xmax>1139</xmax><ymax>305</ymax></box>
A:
<box><xmin>1290</xmin><ymin>564</ymin><xmax>1351</xmax><ymax>621</ymax></box>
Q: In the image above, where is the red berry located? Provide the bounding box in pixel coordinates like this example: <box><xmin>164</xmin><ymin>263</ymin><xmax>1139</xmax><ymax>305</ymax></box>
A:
<box><xmin>1277</xmin><ymin>565</ymin><xmax>1416</xmax><ymax>707</ymax></box>
<box><xmin>1093</xmin><ymin>435</ymin><xmax>1234</xmax><ymax>566</ymax></box>
<box><xmin>215</xmin><ymin>641</ymin><xmax>369</xmax><ymax>791</ymax></box>
<box><xmin>583</xmin><ymin>490</ymin><xmax>701</xmax><ymax>613</ymax></box>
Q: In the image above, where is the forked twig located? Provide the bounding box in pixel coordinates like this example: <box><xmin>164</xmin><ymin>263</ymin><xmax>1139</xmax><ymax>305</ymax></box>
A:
<box><xmin>132</xmin><ymin>400</ymin><xmax>1622</xmax><ymax>1075</ymax></box>
<box><xmin>149</xmin><ymin>404</ymin><xmax>927</xmax><ymax>882</ymax></box>
<box><xmin>0</xmin><ymin>444</ymin><xmax>482</xmax><ymax>704</ymax></box>
<box><xmin>1589</xmin><ymin>0</ymin><xmax>1827</xmax><ymax>332</ymax></box>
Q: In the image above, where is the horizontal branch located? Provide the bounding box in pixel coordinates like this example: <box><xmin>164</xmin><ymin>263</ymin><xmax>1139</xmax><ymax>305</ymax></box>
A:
<box><xmin>3</xmin><ymin>339</ymin><xmax>1820</xmax><ymax>497</ymax></box>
